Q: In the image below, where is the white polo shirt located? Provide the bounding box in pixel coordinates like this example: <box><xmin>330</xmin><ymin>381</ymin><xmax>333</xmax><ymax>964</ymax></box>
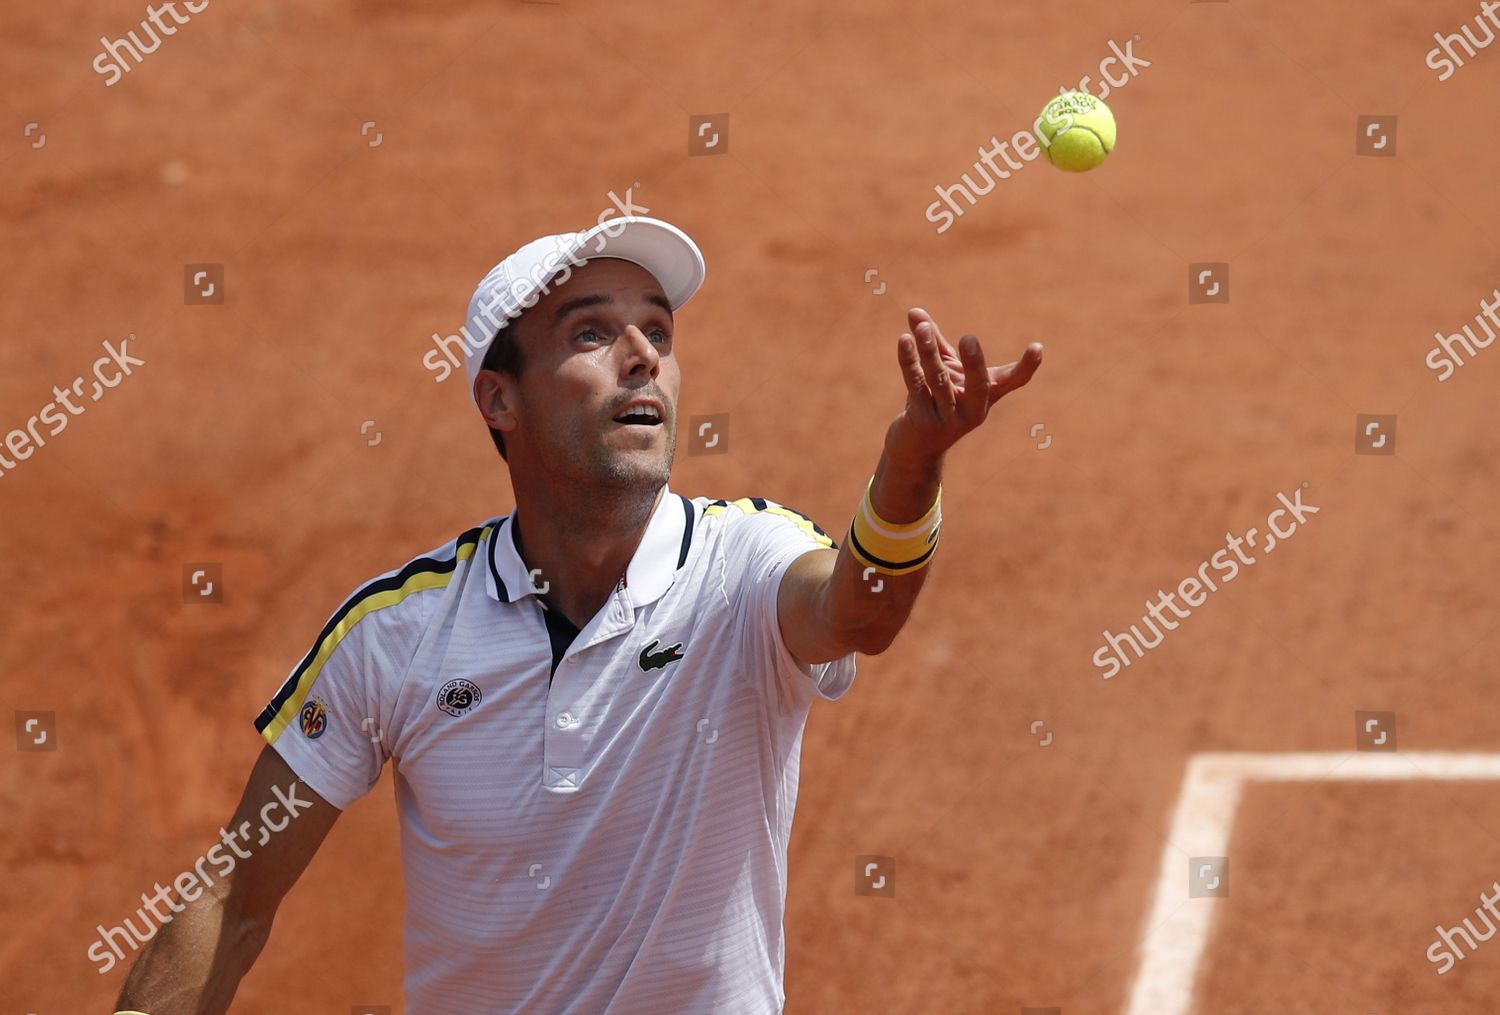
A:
<box><xmin>255</xmin><ymin>485</ymin><xmax>857</xmax><ymax>1014</ymax></box>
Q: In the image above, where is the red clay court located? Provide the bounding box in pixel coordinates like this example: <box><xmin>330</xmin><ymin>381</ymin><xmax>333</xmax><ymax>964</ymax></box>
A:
<box><xmin>3</xmin><ymin>1</ymin><xmax>1499</xmax><ymax>1012</ymax></box>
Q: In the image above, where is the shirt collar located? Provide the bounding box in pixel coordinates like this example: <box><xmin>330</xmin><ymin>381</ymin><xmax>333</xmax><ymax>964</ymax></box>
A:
<box><xmin>485</xmin><ymin>485</ymin><xmax>697</xmax><ymax>610</ymax></box>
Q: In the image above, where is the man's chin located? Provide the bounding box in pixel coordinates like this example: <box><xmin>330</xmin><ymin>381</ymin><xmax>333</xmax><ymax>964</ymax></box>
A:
<box><xmin>596</xmin><ymin>447</ymin><xmax>673</xmax><ymax>487</ymax></box>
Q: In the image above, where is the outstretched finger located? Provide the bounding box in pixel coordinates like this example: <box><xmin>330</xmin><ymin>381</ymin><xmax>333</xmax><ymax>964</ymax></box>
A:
<box><xmin>911</xmin><ymin>307</ymin><xmax>963</xmax><ymax>369</ymax></box>
<box><xmin>915</xmin><ymin>321</ymin><xmax>956</xmax><ymax>413</ymax></box>
<box><xmin>896</xmin><ymin>333</ymin><xmax>930</xmax><ymax>400</ymax></box>
<box><xmin>986</xmin><ymin>342</ymin><xmax>1044</xmax><ymax>406</ymax></box>
<box><xmin>956</xmin><ymin>334</ymin><xmax>989</xmax><ymax>422</ymax></box>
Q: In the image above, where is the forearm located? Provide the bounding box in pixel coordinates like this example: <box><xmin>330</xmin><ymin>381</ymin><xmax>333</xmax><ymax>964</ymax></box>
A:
<box><xmin>827</xmin><ymin>447</ymin><xmax>944</xmax><ymax>655</ymax></box>
<box><xmin>870</xmin><ymin>446</ymin><xmax>943</xmax><ymax>524</ymax></box>
<box><xmin>786</xmin><ymin>306</ymin><xmax>1041</xmax><ymax>663</ymax></box>
<box><xmin>117</xmin><ymin>886</ymin><xmax>269</xmax><ymax>1015</ymax></box>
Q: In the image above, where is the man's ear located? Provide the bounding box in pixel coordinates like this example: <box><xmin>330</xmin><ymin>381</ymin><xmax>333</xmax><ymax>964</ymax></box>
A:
<box><xmin>474</xmin><ymin>369</ymin><xmax>518</xmax><ymax>437</ymax></box>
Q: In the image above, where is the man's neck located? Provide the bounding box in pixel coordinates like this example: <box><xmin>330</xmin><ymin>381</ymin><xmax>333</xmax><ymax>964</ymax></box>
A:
<box><xmin>510</xmin><ymin>481</ymin><xmax>666</xmax><ymax>629</ymax></box>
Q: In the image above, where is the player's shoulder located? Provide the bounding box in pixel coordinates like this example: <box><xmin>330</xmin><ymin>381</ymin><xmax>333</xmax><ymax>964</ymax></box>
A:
<box><xmin>320</xmin><ymin>517</ymin><xmax>504</xmax><ymax>639</ymax></box>
<box><xmin>697</xmin><ymin>494</ymin><xmax>839</xmax><ymax>551</ymax></box>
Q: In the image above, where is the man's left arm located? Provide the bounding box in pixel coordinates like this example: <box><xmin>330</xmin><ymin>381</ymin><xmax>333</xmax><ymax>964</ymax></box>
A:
<box><xmin>779</xmin><ymin>307</ymin><xmax>1043</xmax><ymax>663</ymax></box>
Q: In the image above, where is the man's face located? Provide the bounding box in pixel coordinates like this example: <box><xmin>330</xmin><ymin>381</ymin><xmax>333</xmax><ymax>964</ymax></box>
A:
<box><xmin>481</xmin><ymin>257</ymin><xmax>680</xmax><ymax>490</ymax></box>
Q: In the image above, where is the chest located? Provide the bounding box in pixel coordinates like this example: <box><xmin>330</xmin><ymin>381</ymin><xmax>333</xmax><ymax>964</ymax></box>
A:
<box><xmin>388</xmin><ymin>578</ymin><xmax>759</xmax><ymax>822</ymax></box>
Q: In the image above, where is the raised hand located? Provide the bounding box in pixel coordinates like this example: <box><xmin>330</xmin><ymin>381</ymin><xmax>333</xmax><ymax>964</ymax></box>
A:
<box><xmin>885</xmin><ymin>306</ymin><xmax>1043</xmax><ymax>465</ymax></box>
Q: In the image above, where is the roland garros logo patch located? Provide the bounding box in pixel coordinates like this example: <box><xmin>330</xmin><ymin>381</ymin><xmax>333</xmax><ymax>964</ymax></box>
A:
<box><xmin>437</xmin><ymin>678</ymin><xmax>482</xmax><ymax>717</ymax></box>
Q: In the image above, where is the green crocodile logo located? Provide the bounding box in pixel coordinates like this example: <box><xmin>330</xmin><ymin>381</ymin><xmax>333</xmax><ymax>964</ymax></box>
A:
<box><xmin>639</xmin><ymin>638</ymin><xmax>685</xmax><ymax>672</ymax></box>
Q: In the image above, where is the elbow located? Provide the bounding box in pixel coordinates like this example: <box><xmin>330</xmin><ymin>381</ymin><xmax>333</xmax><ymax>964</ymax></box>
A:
<box><xmin>827</xmin><ymin>581</ymin><xmax>913</xmax><ymax>656</ymax></box>
<box><xmin>211</xmin><ymin>877</ymin><xmax>277</xmax><ymax>962</ymax></box>
<box><xmin>830</xmin><ymin>604</ymin><xmax>908</xmax><ymax>657</ymax></box>
<box><xmin>849</xmin><ymin>622</ymin><xmax>902</xmax><ymax>657</ymax></box>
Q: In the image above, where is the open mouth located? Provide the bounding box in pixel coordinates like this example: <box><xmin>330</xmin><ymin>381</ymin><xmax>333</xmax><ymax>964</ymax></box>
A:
<box><xmin>612</xmin><ymin>405</ymin><xmax>664</xmax><ymax>428</ymax></box>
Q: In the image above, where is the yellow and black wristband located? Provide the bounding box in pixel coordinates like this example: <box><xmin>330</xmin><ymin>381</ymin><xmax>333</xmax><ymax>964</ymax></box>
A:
<box><xmin>847</xmin><ymin>476</ymin><xmax>941</xmax><ymax>576</ymax></box>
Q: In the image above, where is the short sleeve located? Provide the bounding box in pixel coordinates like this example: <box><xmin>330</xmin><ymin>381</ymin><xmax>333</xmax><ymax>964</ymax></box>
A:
<box><xmin>253</xmin><ymin>590</ymin><xmax>419</xmax><ymax>810</ymax></box>
<box><xmin>724</xmin><ymin>502</ymin><xmax>858</xmax><ymax>707</ymax></box>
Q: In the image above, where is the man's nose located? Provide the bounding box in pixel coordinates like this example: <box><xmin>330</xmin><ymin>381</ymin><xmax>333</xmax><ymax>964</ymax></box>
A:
<box><xmin>620</xmin><ymin>325</ymin><xmax>659</xmax><ymax>375</ymax></box>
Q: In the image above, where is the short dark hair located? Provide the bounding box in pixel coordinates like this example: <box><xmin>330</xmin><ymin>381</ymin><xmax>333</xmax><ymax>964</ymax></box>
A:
<box><xmin>479</xmin><ymin>320</ymin><xmax>525</xmax><ymax>461</ymax></box>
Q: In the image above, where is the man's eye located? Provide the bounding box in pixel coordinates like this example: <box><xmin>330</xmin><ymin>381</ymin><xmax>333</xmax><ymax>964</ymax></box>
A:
<box><xmin>574</xmin><ymin>327</ymin><xmax>668</xmax><ymax>344</ymax></box>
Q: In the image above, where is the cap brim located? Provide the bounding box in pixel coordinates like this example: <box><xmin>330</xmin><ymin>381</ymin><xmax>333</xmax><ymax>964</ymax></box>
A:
<box><xmin>570</xmin><ymin>216</ymin><xmax>706</xmax><ymax>311</ymax></box>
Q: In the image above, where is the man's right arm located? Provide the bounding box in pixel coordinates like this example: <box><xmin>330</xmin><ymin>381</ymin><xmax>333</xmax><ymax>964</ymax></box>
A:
<box><xmin>115</xmin><ymin>744</ymin><xmax>341</xmax><ymax>1015</ymax></box>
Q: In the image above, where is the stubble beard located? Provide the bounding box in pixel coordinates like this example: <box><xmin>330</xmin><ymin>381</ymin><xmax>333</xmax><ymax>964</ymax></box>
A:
<box><xmin>543</xmin><ymin>409</ymin><xmax>676</xmax><ymax>501</ymax></box>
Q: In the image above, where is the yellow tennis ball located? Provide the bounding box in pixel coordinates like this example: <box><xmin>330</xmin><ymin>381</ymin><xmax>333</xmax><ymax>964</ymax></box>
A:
<box><xmin>1037</xmin><ymin>92</ymin><xmax>1116</xmax><ymax>172</ymax></box>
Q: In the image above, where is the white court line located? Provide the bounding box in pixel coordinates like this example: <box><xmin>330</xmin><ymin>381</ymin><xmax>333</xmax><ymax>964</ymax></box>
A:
<box><xmin>1124</xmin><ymin>752</ymin><xmax>1500</xmax><ymax>1015</ymax></box>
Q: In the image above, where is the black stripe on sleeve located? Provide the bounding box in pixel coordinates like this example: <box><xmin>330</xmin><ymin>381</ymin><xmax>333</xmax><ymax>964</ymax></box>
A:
<box><xmin>253</xmin><ymin>525</ymin><xmax>486</xmax><ymax>733</ymax></box>
<box><xmin>768</xmin><ymin>500</ymin><xmax>839</xmax><ymax>550</ymax></box>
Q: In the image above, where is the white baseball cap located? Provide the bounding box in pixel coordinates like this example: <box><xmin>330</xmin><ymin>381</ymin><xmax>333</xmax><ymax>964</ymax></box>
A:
<box><xmin>461</xmin><ymin>216</ymin><xmax>706</xmax><ymax>405</ymax></box>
